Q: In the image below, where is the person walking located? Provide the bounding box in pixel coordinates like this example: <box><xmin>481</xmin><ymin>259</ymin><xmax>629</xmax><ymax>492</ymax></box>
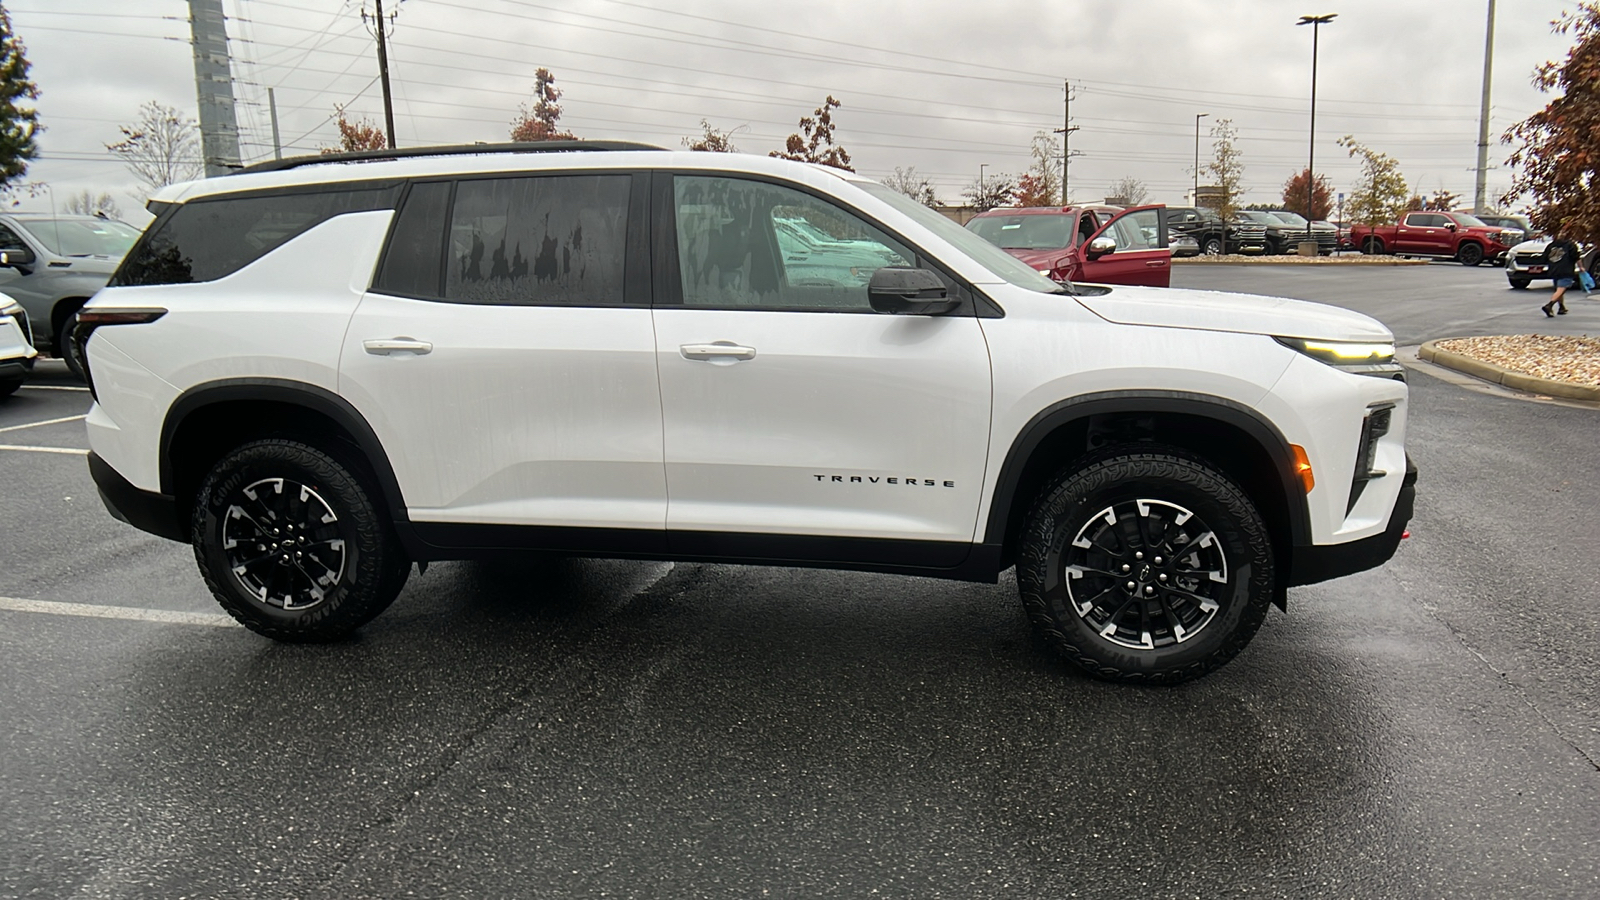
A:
<box><xmin>1541</xmin><ymin>230</ymin><xmax>1581</xmax><ymax>316</ymax></box>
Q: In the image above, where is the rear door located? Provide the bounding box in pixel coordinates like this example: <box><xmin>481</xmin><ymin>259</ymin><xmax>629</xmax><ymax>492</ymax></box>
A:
<box><xmin>1080</xmin><ymin>205</ymin><xmax>1170</xmax><ymax>286</ymax></box>
<box><xmin>1396</xmin><ymin>213</ymin><xmax>1442</xmax><ymax>254</ymax></box>
<box><xmin>339</xmin><ymin>173</ymin><xmax>667</xmax><ymax>546</ymax></box>
<box><xmin>650</xmin><ymin>173</ymin><xmax>992</xmax><ymax>565</ymax></box>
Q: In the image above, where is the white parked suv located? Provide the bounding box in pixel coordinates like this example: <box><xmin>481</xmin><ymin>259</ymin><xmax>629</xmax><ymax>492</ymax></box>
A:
<box><xmin>80</xmin><ymin>142</ymin><xmax>1415</xmax><ymax>683</ymax></box>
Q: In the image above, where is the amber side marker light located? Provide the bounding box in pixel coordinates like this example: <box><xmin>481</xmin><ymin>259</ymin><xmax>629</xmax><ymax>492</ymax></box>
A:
<box><xmin>1289</xmin><ymin>444</ymin><xmax>1315</xmax><ymax>494</ymax></box>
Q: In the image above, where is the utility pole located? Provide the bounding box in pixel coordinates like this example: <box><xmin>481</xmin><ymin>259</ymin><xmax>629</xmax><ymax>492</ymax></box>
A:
<box><xmin>364</xmin><ymin>0</ymin><xmax>399</xmax><ymax>149</ymax></box>
<box><xmin>1194</xmin><ymin>112</ymin><xmax>1208</xmax><ymax>204</ymax></box>
<box><xmin>1473</xmin><ymin>0</ymin><xmax>1497</xmax><ymax>214</ymax></box>
<box><xmin>1298</xmin><ymin>13</ymin><xmax>1337</xmax><ymax>244</ymax></box>
<box><xmin>188</xmin><ymin>0</ymin><xmax>243</xmax><ymax>176</ymax></box>
<box><xmin>1053</xmin><ymin>81</ymin><xmax>1079</xmax><ymax>205</ymax></box>
<box><xmin>267</xmin><ymin>87</ymin><xmax>282</xmax><ymax>160</ymax></box>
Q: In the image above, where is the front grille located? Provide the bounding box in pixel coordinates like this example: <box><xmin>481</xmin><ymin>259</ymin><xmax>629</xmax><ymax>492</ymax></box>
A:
<box><xmin>1513</xmin><ymin>251</ymin><xmax>1545</xmax><ymax>266</ymax></box>
<box><xmin>12</xmin><ymin>308</ymin><xmax>30</xmax><ymax>345</ymax></box>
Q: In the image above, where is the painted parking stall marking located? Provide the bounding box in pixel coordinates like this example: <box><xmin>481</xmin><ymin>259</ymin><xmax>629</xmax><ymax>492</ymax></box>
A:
<box><xmin>0</xmin><ymin>444</ymin><xmax>88</xmax><ymax>456</ymax></box>
<box><xmin>0</xmin><ymin>414</ymin><xmax>87</xmax><ymax>434</ymax></box>
<box><xmin>0</xmin><ymin>596</ymin><xmax>239</xmax><ymax>628</ymax></box>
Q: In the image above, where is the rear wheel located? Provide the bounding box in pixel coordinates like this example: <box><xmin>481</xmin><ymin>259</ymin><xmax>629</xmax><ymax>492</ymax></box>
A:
<box><xmin>192</xmin><ymin>438</ymin><xmax>409</xmax><ymax>641</ymax></box>
<box><xmin>1203</xmin><ymin>236</ymin><xmax>1224</xmax><ymax>256</ymax></box>
<box><xmin>1458</xmin><ymin>243</ymin><xmax>1484</xmax><ymax>267</ymax></box>
<box><xmin>1016</xmin><ymin>449</ymin><xmax>1275</xmax><ymax>684</ymax></box>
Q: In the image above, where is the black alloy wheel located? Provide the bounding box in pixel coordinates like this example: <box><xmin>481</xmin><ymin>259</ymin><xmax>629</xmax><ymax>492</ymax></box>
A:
<box><xmin>1458</xmin><ymin>243</ymin><xmax>1484</xmax><ymax>267</ymax></box>
<box><xmin>193</xmin><ymin>439</ymin><xmax>409</xmax><ymax>641</ymax></box>
<box><xmin>1017</xmin><ymin>449</ymin><xmax>1275</xmax><ymax>684</ymax></box>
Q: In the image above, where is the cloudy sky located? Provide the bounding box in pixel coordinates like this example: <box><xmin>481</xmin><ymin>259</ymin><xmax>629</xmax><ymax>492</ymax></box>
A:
<box><xmin>6</xmin><ymin>0</ymin><xmax>1583</xmax><ymax>222</ymax></box>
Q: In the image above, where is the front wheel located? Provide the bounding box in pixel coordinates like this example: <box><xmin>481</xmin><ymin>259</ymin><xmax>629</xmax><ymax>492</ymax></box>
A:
<box><xmin>192</xmin><ymin>439</ymin><xmax>409</xmax><ymax>641</ymax></box>
<box><xmin>57</xmin><ymin>307</ymin><xmax>86</xmax><ymax>381</ymax></box>
<box><xmin>1362</xmin><ymin>237</ymin><xmax>1385</xmax><ymax>255</ymax></box>
<box><xmin>1509</xmin><ymin>277</ymin><xmax>1531</xmax><ymax>290</ymax></box>
<box><xmin>1016</xmin><ymin>449</ymin><xmax>1275</xmax><ymax>684</ymax></box>
<box><xmin>1458</xmin><ymin>243</ymin><xmax>1484</xmax><ymax>267</ymax></box>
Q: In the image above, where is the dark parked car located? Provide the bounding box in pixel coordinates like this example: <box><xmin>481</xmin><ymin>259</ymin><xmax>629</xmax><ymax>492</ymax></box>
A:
<box><xmin>1164</xmin><ymin>207</ymin><xmax>1266</xmax><ymax>255</ymax></box>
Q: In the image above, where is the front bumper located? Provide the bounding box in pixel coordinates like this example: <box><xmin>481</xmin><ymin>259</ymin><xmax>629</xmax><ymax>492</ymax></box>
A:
<box><xmin>88</xmin><ymin>451</ymin><xmax>186</xmax><ymax>542</ymax></box>
<box><xmin>1287</xmin><ymin>457</ymin><xmax>1416</xmax><ymax>586</ymax></box>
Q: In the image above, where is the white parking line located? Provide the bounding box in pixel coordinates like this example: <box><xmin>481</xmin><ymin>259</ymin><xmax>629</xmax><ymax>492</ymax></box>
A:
<box><xmin>0</xmin><ymin>444</ymin><xmax>88</xmax><ymax>455</ymax></box>
<box><xmin>20</xmin><ymin>384</ymin><xmax>90</xmax><ymax>392</ymax></box>
<box><xmin>0</xmin><ymin>596</ymin><xmax>239</xmax><ymax>628</ymax></box>
<box><xmin>0</xmin><ymin>414</ymin><xmax>87</xmax><ymax>434</ymax></box>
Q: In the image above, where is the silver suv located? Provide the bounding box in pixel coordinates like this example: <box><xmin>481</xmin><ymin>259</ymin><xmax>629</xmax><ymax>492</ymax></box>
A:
<box><xmin>0</xmin><ymin>213</ymin><xmax>142</xmax><ymax>377</ymax></box>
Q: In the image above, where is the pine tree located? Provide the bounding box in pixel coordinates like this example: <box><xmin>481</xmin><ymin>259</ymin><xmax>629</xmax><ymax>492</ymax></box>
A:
<box><xmin>0</xmin><ymin>6</ymin><xmax>41</xmax><ymax>190</ymax></box>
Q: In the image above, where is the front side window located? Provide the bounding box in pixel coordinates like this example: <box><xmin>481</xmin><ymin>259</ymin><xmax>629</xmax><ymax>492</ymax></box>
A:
<box><xmin>443</xmin><ymin>174</ymin><xmax>630</xmax><ymax>306</ymax></box>
<box><xmin>674</xmin><ymin>176</ymin><xmax>912</xmax><ymax>311</ymax></box>
<box><xmin>111</xmin><ymin>186</ymin><xmax>399</xmax><ymax>287</ymax></box>
<box><xmin>1101</xmin><ymin>209</ymin><xmax>1162</xmax><ymax>251</ymax></box>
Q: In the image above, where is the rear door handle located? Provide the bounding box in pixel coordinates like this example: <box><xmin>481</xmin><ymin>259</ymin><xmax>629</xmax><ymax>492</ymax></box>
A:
<box><xmin>363</xmin><ymin>337</ymin><xmax>433</xmax><ymax>356</ymax></box>
<box><xmin>680</xmin><ymin>341</ymin><xmax>756</xmax><ymax>362</ymax></box>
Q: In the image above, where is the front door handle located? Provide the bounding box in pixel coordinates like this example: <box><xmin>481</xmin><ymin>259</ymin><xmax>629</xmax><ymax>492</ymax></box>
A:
<box><xmin>680</xmin><ymin>341</ymin><xmax>756</xmax><ymax>362</ymax></box>
<box><xmin>363</xmin><ymin>337</ymin><xmax>433</xmax><ymax>356</ymax></box>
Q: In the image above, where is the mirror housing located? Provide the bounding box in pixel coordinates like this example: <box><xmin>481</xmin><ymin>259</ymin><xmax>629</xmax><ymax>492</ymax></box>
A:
<box><xmin>1445</xmin><ymin>222</ymin><xmax>1457</xmax><ymax>231</ymax></box>
<box><xmin>0</xmin><ymin>248</ymin><xmax>34</xmax><ymax>269</ymax></box>
<box><xmin>867</xmin><ymin>267</ymin><xmax>958</xmax><ymax>315</ymax></box>
<box><xmin>1086</xmin><ymin>236</ymin><xmax>1117</xmax><ymax>260</ymax></box>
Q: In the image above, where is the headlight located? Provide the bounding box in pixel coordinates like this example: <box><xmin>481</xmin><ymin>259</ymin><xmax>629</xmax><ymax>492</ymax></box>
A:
<box><xmin>1276</xmin><ymin>336</ymin><xmax>1403</xmax><ymax>376</ymax></box>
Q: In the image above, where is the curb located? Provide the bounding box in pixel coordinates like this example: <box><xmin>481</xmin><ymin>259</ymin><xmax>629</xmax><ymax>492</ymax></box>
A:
<box><xmin>1418</xmin><ymin>339</ymin><xmax>1600</xmax><ymax>401</ymax></box>
<box><xmin>1172</xmin><ymin>256</ymin><xmax>1431</xmax><ymax>266</ymax></box>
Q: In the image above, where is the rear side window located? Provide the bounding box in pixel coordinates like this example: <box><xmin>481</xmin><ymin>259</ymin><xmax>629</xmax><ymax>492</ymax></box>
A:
<box><xmin>110</xmin><ymin>185</ymin><xmax>399</xmax><ymax>287</ymax></box>
<box><xmin>373</xmin><ymin>181</ymin><xmax>452</xmax><ymax>299</ymax></box>
<box><xmin>443</xmin><ymin>174</ymin><xmax>630</xmax><ymax>306</ymax></box>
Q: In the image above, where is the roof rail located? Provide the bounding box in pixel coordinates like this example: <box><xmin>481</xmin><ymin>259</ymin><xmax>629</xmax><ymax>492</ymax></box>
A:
<box><xmin>231</xmin><ymin>140</ymin><xmax>667</xmax><ymax>176</ymax></box>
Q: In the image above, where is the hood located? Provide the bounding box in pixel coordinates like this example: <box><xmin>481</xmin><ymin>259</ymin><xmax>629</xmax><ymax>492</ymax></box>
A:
<box><xmin>1510</xmin><ymin>237</ymin><xmax>1551</xmax><ymax>254</ymax></box>
<box><xmin>1001</xmin><ymin>246</ymin><xmax>1069</xmax><ymax>269</ymax></box>
<box><xmin>45</xmin><ymin>255</ymin><xmax>123</xmax><ymax>275</ymax></box>
<box><xmin>1074</xmin><ymin>285</ymin><xmax>1393</xmax><ymax>342</ymax></box>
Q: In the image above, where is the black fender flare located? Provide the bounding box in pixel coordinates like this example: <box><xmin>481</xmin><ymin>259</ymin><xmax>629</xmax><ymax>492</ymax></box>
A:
<box><xmin>982</xmin><ymin>390</ymin><xmax>1312</xmax><ymax>550</ymax></box>
<box><xmin>159</xmin><ymin>378</ymin><xmax>411</xmax><ymax>529</ymax></box>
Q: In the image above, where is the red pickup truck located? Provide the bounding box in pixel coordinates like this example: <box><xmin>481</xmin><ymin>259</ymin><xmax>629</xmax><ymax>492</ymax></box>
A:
<box><xmin>965</xmin><ymin>204</ymin><xmax>1171</xmax><ymax>287</ymax></box>
<box><xmin>1350</xmin><ymin>211</ymin><xmax>1516</xmax><ymax>266</ymax></box>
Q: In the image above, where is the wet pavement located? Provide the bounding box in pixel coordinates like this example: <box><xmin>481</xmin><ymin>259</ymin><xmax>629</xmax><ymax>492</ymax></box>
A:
<box><xmin>2</xmin><ymin>263</ymin><xmax>1597</xmax><ymax>898</ymax></box>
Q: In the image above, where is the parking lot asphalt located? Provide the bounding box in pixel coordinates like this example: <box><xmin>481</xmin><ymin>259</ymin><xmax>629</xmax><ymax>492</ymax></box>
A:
<box><xmin>2</xmin><ymin>265</ymin><xmax>1598</xmax><ymax>899</ymax></box>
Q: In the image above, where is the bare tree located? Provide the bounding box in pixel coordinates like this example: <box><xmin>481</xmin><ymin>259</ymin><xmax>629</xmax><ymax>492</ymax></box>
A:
<box><xmin>882</xmin><ymin>166</ymin><xmax>938</xmax><ymax>206</ymax></box>
<box><xmin>62</xmin><ymin>189</ymin><xmax>119</xmax><ymax>219</ymax></box>
<box><xmin>1107</xmin><ymin>176</ymin><xmax>1149</xmax><ymax>206</ymax></box>
<box><xmin>1203</xmin><ymin>118</ymin><xmax>1245</xmax><ymax>219</ymax></box>
<box><xmin>963</xmin><ymin>172</ymin><xmax>1016</xmax><ymax>211</ymax></box>
<box><xmin>106</xmin><ymin>101</ymin><xmax>202</xmax><ymax>198</ymax></box>
<box><xmin>684</xmin><ymin>119</ymin><xmax>739</xmax><ymax>152</ymax></box>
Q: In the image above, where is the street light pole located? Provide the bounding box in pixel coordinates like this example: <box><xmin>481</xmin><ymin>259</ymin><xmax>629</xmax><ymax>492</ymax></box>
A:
<box><xmin>1297</xmin><ymin>13</ymin><xmax>1336</xmax><ymax>248</ymax></box>
<box><xmin>979</xmin><ymin>163</ymin><xmax>988</xmax><ymax>210</ymax></box>
<box><xmin>1194</xmin><ymin>113</ymin><xmax>1208</xmax><ymax>205</ymax></box>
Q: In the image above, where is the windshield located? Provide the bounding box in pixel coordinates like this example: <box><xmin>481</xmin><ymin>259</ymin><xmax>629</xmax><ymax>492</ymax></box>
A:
<box><xmin>17</xmin><ymin>218</ymin><xmax>141</xmax><ymax>257</ymax></box>
<box><xmin>856</xmin><ymin>183</ymin><xmax>1065</xmax><ymax>294</ymax></box>
<box><xmin>1270</xmin><ymin>211</ymin><xmax>1309</xmax><ymax>226</ymax></box>
<box><xmin>1449</xmin><ymin>213</ymin><xmax>1488</xmax><ymax>227</ymax></box>
<box><xmin>1240</xmin><ymin>211</ymin><xmax>1283</xmax><ymax>225</ymax></box>
<box><xmin>967</xmin><ymin>213</ymin><xmax>1073</xmax><ymax>251</ymax></box>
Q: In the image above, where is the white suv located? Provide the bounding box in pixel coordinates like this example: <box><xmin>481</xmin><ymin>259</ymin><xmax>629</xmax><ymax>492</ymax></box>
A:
<box><xmin>80</xmin><ymin>142</ymin><xmax>1415</xmax><ymax>683</ymax></box>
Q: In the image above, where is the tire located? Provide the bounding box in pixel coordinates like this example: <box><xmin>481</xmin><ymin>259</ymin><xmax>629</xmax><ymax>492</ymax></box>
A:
<box><xmin>1509</xmin><ymin>278</ymin><xmax>1531</xmax><ymax>290</ymax></box>
<box><xmin>1362</xmin><ymin>237</ymin><xmax>1385</xmax><ymax>255</ymax></box>
<box><xmin>1458</xmin><ymin>243</ymin><xmax>1484</xmax><ymax>267</ymax></box>
<box><xmin>1202</xmin><ymin>236</ymin><xmax>1224</xmax><ymax>256</ymax></box>
<box><xmin>55</xmin><ymin>305</ymin><xmax>86</xmax><ymax>382</ymax></box>
<box><xmin>1016</xmin><ymin>448</ymin><xmax>1275</xmax><ymax>684</ymax></box>
<box><xmin>192</xmin><ymin>438</ymin><xmax>409</xmax><ymax>642</ymax></box>
<box><xmin>0</xmin><ymin>378</ymin><xmax>20</xmax><ymax>398</ymax></box>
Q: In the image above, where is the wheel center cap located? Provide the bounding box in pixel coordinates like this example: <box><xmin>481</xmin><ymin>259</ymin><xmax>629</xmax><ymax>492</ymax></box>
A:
<box><xmin>1138</xmin><ymin>564</ymin><xmax>1153</xmax><ymax>582</ymax></box>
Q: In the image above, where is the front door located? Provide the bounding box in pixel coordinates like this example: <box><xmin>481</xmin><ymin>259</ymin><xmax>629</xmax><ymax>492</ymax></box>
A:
<box><xmin>1081</xmin><ymin>205</ymin><xmax>1170</xmax><ymax>286</ymax></box>
<box><xmin>339</xmin><ymin>174</ymin><xmax>667</xmax><ymax>542</ymax></box>
<box><xmin>651</xmin><ymin>174</ymin><xmax>993</xmax><ymax>566</ymax></box>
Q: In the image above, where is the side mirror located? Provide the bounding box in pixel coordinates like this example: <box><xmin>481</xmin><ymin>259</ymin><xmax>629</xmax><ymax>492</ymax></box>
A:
<box><xmin>1086</xmin><ymin>236</ymin><xmax>1117</xmax><ymax>260</ymax></box>
<box><xmin>1445</xmin><ymin>223</ymin><xmax>1457</xmax><ymax>231</ymax></box>
<box><xmin>867</xmin><ymin>267</ymin><xmax>958</xmax><ymax>315</ymax></box>
<box><xmin>0</xmin><ymin>248</ymin><xmax>34</xmax><ymax>269</ymax></box>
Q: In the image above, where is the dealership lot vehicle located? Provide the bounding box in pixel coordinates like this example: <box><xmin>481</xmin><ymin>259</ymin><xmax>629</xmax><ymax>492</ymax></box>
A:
<box><xmin>1503</xmin><ymin>237</ymin><xmax>1600</xmax><ymax>290</ymax></box>
<box><xmin>0</xmin><ymin>294</ymin><xmax>36</xmax><ymax>397</ymax></box>
<box><xmin>966</xmin><ymin>203</ymin><xmax>1171</xmax><ymax>286</ymax></box>
<box><xmin>0</xmin><ymin>214</ymin><xmax>142</xmax><ymax>378</ymax></box>
<box><xmin>81</xmin><ymin>143</ymin><xmax>1413</xmax><ymax>683</ymax></box>
<box><xmin>1351</xmin><ymin>210</ymin><xmax>1516</xmax><ymax>266</ymax></box>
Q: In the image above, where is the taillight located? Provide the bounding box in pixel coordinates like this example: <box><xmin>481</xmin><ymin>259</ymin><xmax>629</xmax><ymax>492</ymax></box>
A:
<box><xmin>73</xmin><ymin>307</ymin><xmax>167</xmax><ymax>400</ymax></box>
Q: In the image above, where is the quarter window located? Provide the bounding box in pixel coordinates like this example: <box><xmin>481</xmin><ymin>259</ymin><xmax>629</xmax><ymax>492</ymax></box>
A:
<box><xmin>443</xmin><ymin>175</ymin><xmax>630</xmax><ymax>306</ymax></box>
<box><xmin>110</xmin><ymin>186</ymin><xmax>399</xmax><ymax>287</ymax></box>
<box><xmin>673</xmin><ymin>176</ymin><xmax>913</xmax><ymax>311</ymax></box>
